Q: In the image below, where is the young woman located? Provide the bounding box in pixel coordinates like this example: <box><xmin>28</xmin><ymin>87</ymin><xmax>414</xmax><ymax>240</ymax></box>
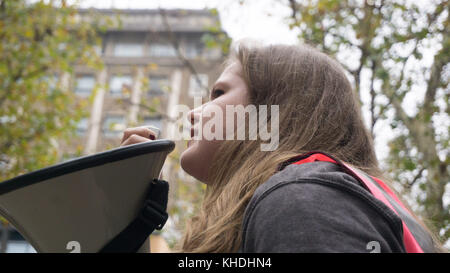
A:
<box><xmin>120</xmin><ymin>40</ymin><xmax>444</xmax><ymax>253</ymax></box>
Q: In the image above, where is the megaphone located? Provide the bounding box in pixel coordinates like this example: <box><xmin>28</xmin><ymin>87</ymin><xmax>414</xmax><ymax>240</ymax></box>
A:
<box><xmin>0</xmin><ymin>139</ymin><xmax>175</xmax><ymax>253</ymax></box>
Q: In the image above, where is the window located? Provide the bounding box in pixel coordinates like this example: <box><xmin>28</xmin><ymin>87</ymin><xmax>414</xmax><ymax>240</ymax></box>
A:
<box><xmin>113</xmin><ymin>43</ymin><xmax>143</xmax><ymax>57</ymax></box>
<box><xmin>149</xmin><ymin>43</ymin><xmax>177</xmax><ymax>57</ymax></box>
<box><xmin>204</xmin><ymin>47</ymin><xmax>221</xmax><ymax>59</ymax></box>
<box><xmin>75</xmin><ymin>75</ymin><xmax>95</xmax><ymax>97</ymax></box>
<box><xmin>184</xmin><ymin>41</ymin><xmax>203</xmax><ymax>59</ymax></box>
<box><xmin>93</xmin><ymin>45</ymin><xmax>102</xmax><ymax>56</ymax></box>
<box><xmin>142</xmin><ymin>116</ymin><xmax>163</xmax><ymax>133</ymax></box>
<box><xmin>109</xmin><ymin>75</ymin><xmax>132</xmax><ymax>97</ymax></box>
<box><xmin>76</xmin><ymin>117</ymin><xmax>89</xmax><ymax>136</ymax></box>
<box><xmin>188</xmin><ymin>74</ymin><xmax>208</xmax><ymax>97</ymax></box>
<box><xmin>148</xmin><ymin>75</ymin><xmax>169</xmax><ymax>96</ymax></box>
<box><xmin>102</xmin><ymin>115</ymin><xmax>126</xmax><ymax>138</ymax></box>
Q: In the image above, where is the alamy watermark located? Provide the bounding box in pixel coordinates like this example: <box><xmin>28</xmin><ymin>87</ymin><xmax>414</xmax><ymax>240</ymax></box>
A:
<box><xmin>170</xmin><ymin>96</ymin><xmax>279</xmax><ymax>151</ymax></box>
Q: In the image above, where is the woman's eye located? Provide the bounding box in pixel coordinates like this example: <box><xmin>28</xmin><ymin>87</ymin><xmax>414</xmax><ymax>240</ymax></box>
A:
<box><xmin>211</xmin><ymin>89</ymin><xmax>225</xmax><ymax>99</ymax></box>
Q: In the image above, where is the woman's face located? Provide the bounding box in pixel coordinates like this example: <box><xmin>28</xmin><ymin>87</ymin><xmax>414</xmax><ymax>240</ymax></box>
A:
<box><xmin>180</xmin><ymin>61</ymin><xmax>249</xmax><ymax>184</ymax></box>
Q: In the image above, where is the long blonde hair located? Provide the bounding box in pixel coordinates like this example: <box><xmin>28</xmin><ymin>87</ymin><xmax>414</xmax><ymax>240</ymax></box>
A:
<box><xmin>175</xmin><ymin>40</ymin><xmax>444</xmax><ymax>252</ymax></box>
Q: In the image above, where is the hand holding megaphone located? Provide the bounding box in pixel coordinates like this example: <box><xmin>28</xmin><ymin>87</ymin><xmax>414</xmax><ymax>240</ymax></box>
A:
<box><xmin>120</xmin><ymin>125</ymin><xmax>164</xmax><ymax>180</ymax></box>
<box><xmin>120</xmin><ymin>125</ymin><xmax>160</xmax><ymax>146</ymax></box>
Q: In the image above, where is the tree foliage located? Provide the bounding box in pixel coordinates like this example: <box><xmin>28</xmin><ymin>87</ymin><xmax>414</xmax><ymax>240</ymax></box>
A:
<box><xmin>286</xmin><ymin>0</ymin><xmax>449</xmax><ymax>245</ymax></box>
<box><xmin>0</xmin><ymin>0</ymin><xmax>109</xmax><ymax>182</ymax></box>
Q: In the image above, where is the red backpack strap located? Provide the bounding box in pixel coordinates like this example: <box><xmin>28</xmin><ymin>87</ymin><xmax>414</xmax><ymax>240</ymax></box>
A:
<box><xmin>287</xmin><ymin>151</ymin><xmax>433</xmax><ymax>253</ymax></box>
<box><xmin>338</xmin><ymin>162</ymin><xmax>424</xmax><ymax>253</ymax></box>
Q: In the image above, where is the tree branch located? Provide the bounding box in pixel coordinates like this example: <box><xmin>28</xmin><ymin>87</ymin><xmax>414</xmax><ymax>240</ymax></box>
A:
<box><xmin>421</xmin><ymin>34</ymin><xmax>449</xmax><ymax>119</ymax></box>
<box><xmin>288</xmin><ymin>0</ymin><xmax>298</xmax><ymax>22</ymax></box>
<box><xmin>383</xmin><ymin>38</ymin><xmax>420</xmax><ymax>130</ymax></box>
<box><xmin>159</xmin><ymin>8</ymin><xmax>210</xmax><ymax>95</ymax></box>
<box><xmin>369</xmin><ymin>58</ymin><xmax>378</xmax><ymax>138</ymax></box>
<box><xmin>407</xmin><ymin>166</ymin><xmax>426</xmax><ymax>188</ymax></box>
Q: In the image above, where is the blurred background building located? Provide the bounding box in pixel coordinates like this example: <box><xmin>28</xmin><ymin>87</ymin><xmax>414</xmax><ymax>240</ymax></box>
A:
<box><xmin>0</xmin><ymin>7</ymin><xmax>228</xmax><ymax>253</ymax></box>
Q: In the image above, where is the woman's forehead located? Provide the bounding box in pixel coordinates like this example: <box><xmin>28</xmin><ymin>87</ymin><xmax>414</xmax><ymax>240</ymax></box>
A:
<box><xmin>216</xmin><ymin>62</ymin><xmax>242</xmax><ymax>85</ymax></box>
<box><xmin>215</xmin><ymin>62</ymin><xmax>243</xmax><ymax>87</ymax></box>
<box><xmin>222</xmin><ymin>61</ymin><xmax>242</xmax><ymax>76</ymax></box>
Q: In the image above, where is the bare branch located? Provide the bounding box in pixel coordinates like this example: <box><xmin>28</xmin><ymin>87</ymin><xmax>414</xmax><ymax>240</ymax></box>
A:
<box><xmin>407</xmin><ymin>166</ymin><xmax>426</xmax><ymax>188</ymax></box>
<box><xmin>421</xmin><ymin>34</ymin><xmax>449</xmax><ymax>118</ymax></box>
<box><xmin>288</xmin><ymin>0</ymin><xmax>298</xmax><ymax>21</ymax></box>
<box><xmin>369</xmin><ymin>58</ymin><xmax>377</xmax><ymax>138</ymax></box>
<box><xmin>383</xmin><ymin>39</ymin><xmax>420</xmax><ymax>129</ymax></box>
<box><xmin>159</xmin><ymin>8</ymin><xmax>210</xmax><ymax>95</ymax></box>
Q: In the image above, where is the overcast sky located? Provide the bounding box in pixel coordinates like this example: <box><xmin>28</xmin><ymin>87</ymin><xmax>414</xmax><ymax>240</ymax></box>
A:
<box><xmin>78</xmin><ymin>0</ymin><xmax>300</xmax><ymax>44</ymax></box>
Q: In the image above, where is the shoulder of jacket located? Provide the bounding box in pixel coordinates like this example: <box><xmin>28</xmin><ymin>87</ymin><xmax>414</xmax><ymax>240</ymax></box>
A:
<box><xmin>240</xmin><ymin>161</ymin><xmax>405</xmax><ymax>251</ymax></box>
<box><xmin>242</xmin><ymin>161</ymin><xmax>403</xmax><ymax>235</ymax></box>
<box><xmin>251</xmin><ymin>161</ymin><xmax>363</xmax><ymax>199</ymax></box>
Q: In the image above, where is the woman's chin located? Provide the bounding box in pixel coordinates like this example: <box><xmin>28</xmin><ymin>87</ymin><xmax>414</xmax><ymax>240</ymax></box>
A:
<box><xmin>180</xmin><ymin>143</ymin><xmax>196</xmax><ymax>175</ymax></box>
<box><xmin>180</xmin><ymin>143</ymin><xmax>208</xmax><ymax>183</ymax></box>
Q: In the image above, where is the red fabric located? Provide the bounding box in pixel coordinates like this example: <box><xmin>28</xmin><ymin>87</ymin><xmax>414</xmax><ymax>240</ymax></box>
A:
<box><xmin>290</xmin><ymin>151</ymin><xmax>424</xmax><ymax>253</ymax></box>
<box><xmin>369</xmin><ymin>175</ymin><xmax>412</xmax><ymax>214</ymax></box>
<box><xmin>291</xmin><ymin>153</ymin><xmax>337</xmax><ymax>165</ymax></box>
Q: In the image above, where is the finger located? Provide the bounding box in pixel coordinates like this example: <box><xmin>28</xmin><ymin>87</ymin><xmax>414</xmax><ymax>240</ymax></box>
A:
<box><xmin>121</xmin><ymin>127</ymin><xmax>157</xmax><ymax>144</ymax></box>
<box><xmin>144</xmin><ymin>126</ymin><xmax>160</xmax><ymax>139</ymax></box>
<box><xmin>121</xmin><ymin>134</ymin><xmax>151</xmax><ymax>146</ymax></box>
<box><xmin>120</xmin><ymin>134</ymin><xmax>152</xmax><ymax>147</ymax></box>
<box><xmin>121</xmin><ymin>127</ymin><xmax>155</xmax><ymax>143</ymax></box>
